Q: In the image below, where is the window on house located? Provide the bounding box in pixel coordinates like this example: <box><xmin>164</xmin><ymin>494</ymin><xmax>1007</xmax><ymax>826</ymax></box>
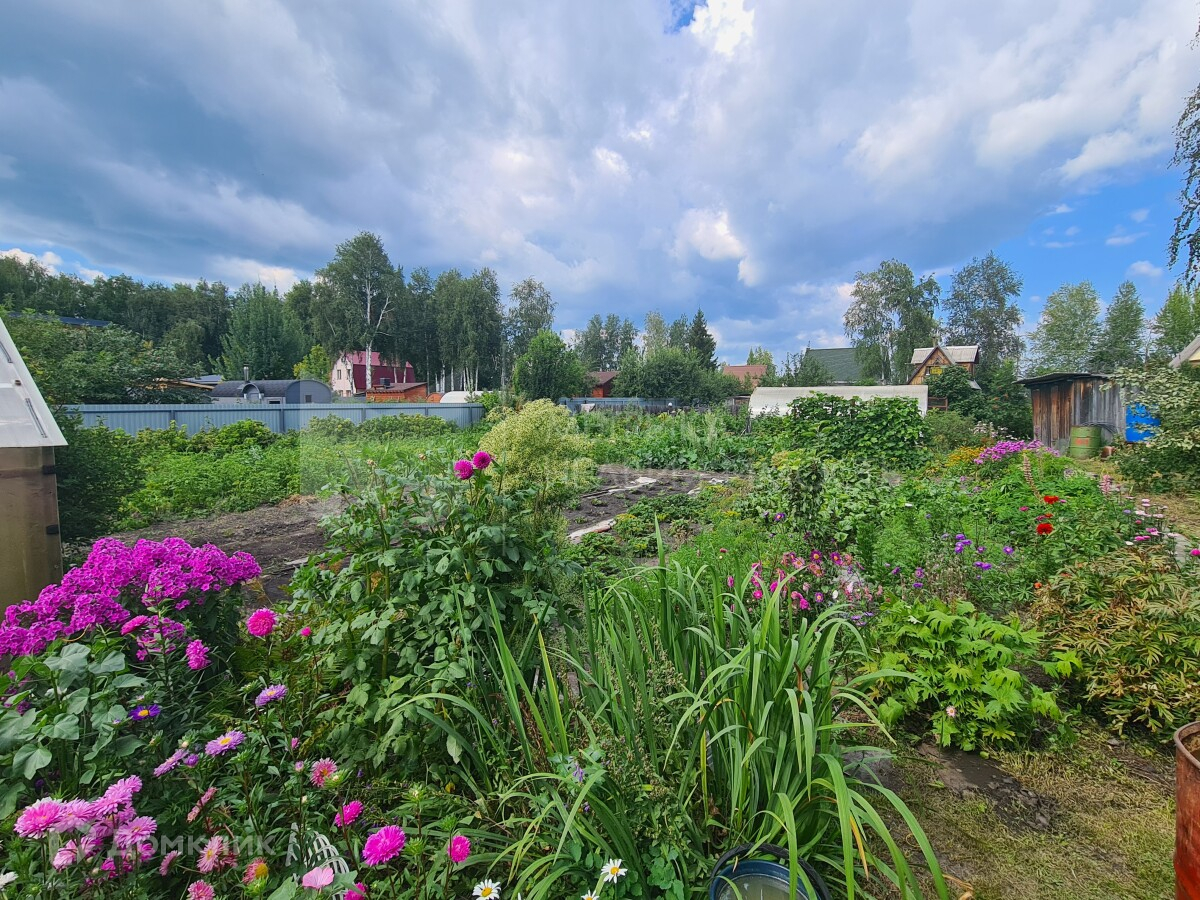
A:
<box><xmin>305</xmin><ymin>395</ymin><xmax>313</xmax><ymax>403</ymax></box>
<box><xmin>929</xmin><ymin>365</ymin><xmax>944</xmax><ymax>376</ymax></box>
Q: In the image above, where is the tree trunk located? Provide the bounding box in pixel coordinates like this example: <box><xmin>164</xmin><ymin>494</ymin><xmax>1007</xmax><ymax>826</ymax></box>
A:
<box><xmin>364</xmin><ymin>341</ymin><xmax>373</xmax><ymax>399</ymax></box>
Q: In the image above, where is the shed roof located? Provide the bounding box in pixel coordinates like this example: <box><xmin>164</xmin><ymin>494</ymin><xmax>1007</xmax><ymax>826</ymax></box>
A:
<box><xmin>588</xmin><ymin>370</ymin><xmax>619</xmax><ymax>386</ymax></box>
<box><xmin>722</xmin><ymin>364</ymin><xmax>768</xmax><ymax>380</ymax></box>
<box><xmin>1015</xmin><ymin>372</ymin><xmax>1112</xmax><ymax>387</ymax></box>
<box><xmin>802</xmin><ymin>347</ymin><xmax>866</xmax><ymax>383</ymax></box>
<box><xmin>1170</xmin><ymin>333</ymin><xmax>1200</xmax><ymax>369</ymax></box>
<box><xmin>0</xmin><ymin>314</ymin><xmax>67</xmax><ymax>448</ymax></box>
<box><xmin>211</xmin><ymin>379</ymin><xmax>294</xmax><ymax>398</ymax></box>
<box><xmin>910</xmin><ymin>344</ymin><xmax>980</xmax><ymax>365</ymax></box>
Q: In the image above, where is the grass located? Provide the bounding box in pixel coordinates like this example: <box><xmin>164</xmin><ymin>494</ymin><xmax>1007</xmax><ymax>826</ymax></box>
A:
<box><xmin>883</xmin><ymin>724</ymin><xmax>1175</xmax><ymax>900</ymax></box>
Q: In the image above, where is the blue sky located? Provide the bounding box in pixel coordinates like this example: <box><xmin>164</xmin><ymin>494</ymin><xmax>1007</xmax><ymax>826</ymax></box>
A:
<box><xmin>0</xmin><ymin>1</ymin><xmax>1195</xmax><ymax>364</ymax></box>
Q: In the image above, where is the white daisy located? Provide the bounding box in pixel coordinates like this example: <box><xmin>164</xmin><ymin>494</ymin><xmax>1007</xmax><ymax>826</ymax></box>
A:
<box><xmin>602</xmin><ymin>858</ymin><xmax>627</xmax><ymax>883</ymax></box>
<box><xmin>582</xmin><ymin>892</ymin><xmax>600</xmax><ymax>900</ymax></box>
<box><xmin>473</xmin><ymin>878</ymin><xmax>502</xmax><ymax>899</ymax></box>
<box><xmin>0</xmin><ymin>873</ymin><xmax>15</xmax><ymax>888</ymax></box>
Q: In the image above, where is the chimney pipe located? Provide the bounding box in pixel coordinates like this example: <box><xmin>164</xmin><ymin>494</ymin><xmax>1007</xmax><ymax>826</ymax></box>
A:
<box><xmin>243</xmin><ymin>365</ymin><xmax>250</xmax><ymax>382</ymax></box>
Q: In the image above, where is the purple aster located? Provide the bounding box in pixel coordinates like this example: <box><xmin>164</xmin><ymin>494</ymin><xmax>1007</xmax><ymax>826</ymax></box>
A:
<box><xmin>205</xmin><ymin>730</ymin><xmax>246</xmax><ymax>756</ymax></box>
<box><xmin>255</xmin><ymin>684</ymin><xmax>288</xmax><ymax>707</ymax></box>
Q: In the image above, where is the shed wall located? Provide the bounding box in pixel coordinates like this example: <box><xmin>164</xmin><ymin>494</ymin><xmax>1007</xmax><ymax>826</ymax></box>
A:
<box><xmin>0</xmin><ymin>447</ymin><xmax>63</xmax><ymax>608</ymax></box>
<box><xmin>1028</xmin><ymin>378</ymin><xmax>1124</xmax><ymax>450</ymax></box>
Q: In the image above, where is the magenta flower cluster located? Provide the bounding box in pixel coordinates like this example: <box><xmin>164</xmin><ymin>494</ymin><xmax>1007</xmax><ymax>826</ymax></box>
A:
<box><xmin>14</xmin><ymin>776</ymin><xmax>156</xmax><ymax>877</ymax></box>
<box><xmin>973</xmin><ymin>440</ymin><xmax>1058</xmax><ymax>465</ymax></box>
<box><xmin>0</xmin><ymin>538</ymin><xmax>260</xmax><ymax>658</ymax></box>
<box><xmin>453</xmin><ymin>450</ymin><xmax>492</xmax><ymax>479</ymax></box>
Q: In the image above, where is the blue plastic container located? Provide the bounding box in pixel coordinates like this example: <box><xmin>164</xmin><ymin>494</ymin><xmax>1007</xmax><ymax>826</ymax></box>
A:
<box><xmin>709</xmin><ymin>845</ymin><xmax>832</xmax><ymax>900</ymax></box>
<box><xmin>1125</xmin><ymin>404</ymin><xmax>1160</xmax><ymax>443</ymax></box>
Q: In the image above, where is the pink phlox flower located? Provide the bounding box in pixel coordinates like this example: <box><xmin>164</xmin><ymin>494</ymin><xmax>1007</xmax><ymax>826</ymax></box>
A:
<box><xmin>185</xmin><ymin>639</ymin><xmax>211</xmax><ymax>670</ymax></box>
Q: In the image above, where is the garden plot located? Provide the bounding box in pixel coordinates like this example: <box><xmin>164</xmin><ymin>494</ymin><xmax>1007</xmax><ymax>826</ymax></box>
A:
<box><xmin>565</xmin><ymin>463</ymin><xmax>728</xmax><ymax>540</ymax></box>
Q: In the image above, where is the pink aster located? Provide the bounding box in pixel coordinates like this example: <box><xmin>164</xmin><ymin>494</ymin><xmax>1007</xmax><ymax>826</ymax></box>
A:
<box><xmin>448</xmin><ymin>834</ymin><xmax>471</xmax><ymax>863</ymax></box>
<box><xmin>302</xmin><ymin>865</ymin><xmax>335</xmax><ymax>889</ymax></box>
<box><xmin>187</xmin><ymin>881</ymin><xmax>216</xmax><ymax>900</ymax></box>
<box><xmin>154</xmin><ymin>747</ymin><xmax>189</xmax><ymax>778</ymax></box>
<box><xmin>346</xmin><ymin>883</ymin><xmax>369</xmax><ymax>900</ymax></box>
<box><xmin>310</xmin><ymin>758</ymin><xmax>338</xmax><ymax>787</ymax></box>
<box><xmin>334</xmin><ymin>800</ymin><xmax>363</xmax><ymax>828</ymax></box>
<box><xmin>114</xmin><ymin>816</ymin><xmax>157</xmax><ymax>849</ymax></box>
<box><xmin>245</xmin><ymin>608</ymin><xmax>278</xmax><ymax>638</ymax></box>
<box><xmin>362</xmin><ymin>825</ymin><xmax>406</xmax><ymax>866</ymax></box>
<box><xmin>52</xmin><ymin>840</ymin><xmax>79</xmax><ymax>870</ymax></box>
<box><xmin>159</xmin><ymin>850</ymin><xmax>181</xmax><ymax>876</ymax></box>
<box><xmin>14</xmin><ymin>798</ymin><xmax>63</xmax><ymax>837</ymax></box>
<box><xmin>196</xmin><ymin>836</ymin><xmax>227</xmax><ymax>874</ymax></box>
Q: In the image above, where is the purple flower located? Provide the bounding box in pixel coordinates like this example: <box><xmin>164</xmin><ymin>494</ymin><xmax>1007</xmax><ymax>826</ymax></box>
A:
<box><xmin>453</xmin><ymin>459</ymin><xmax>475</xmax><ymax>480</ymax></box>
<box><xmin>129</xmin><ymin>704</ymin><xmax>161</xmax><ymax>721</ymax></box>
<box><xmin>471</xmin><ymin>450</ymin><xmax>492</xmax><ymax>470</ymax></box>
<box><xmin>205</xmin><ymin>730</ymin><xmax>245</xmax><ymax>756</ymax></box>
<box><xmin>1003</xmin><ymin>546</ymin><xmax>1014</xmax><ymax>555</ymax></box>
<box><xmin>185</xmin><ymin>640</ymin><xmax>210</xmax><ymax>671</ymax></box>
<box><xmin>255</xmin><ymin>684</ymin><xmax>288</xmax><ymax>707</ymax></box>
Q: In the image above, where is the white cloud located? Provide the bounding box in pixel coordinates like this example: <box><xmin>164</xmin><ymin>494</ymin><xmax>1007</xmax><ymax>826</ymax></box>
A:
<box><xmin>1064</xmin><ymin>225</ymin><xmax>1080</xmax><ymax>237</ymax></box>
<box><xmin>75</xmin><ymin>265</ymin><xmax>105</xmax><ymax>281</ymax></box>
<box><xmin>689</xmin><ymin>0</ymin><xmax>754</xmax><ymax>56</ymax></box>
<box><xmin>1127</xmin><ymin>260</ymin><xmax>1163</xmax><ymax>278</ymax></box>
<box><xmin>1062</xmin><ymin>131</ymin><xmax>1163</xmax><ymax>180</ymax></box>
<box><xmin>1130</xmin><ymin>208</ymin><xmax>1150</xmax><ymax>223</ymax></box>
<box><xmin>1049</xmin><ymin>203</ymin><xmax>1074</xmax><ymax>215</ymax></box>
<box><xmin>1106</xmin><ymin>231</ymin><xmax>1145</xmax><ymax>246</ymax></box>
<box><xmin>593</xmin><ymin>147</ymin><xmax>630</xmax><ymax>181</ymax></box>
<box><xmin>1</xmin><ymin>247</ymin><xmax>62</xmax><ymax>273</ymax></box>
<box><xmin>210</xmin><ymin>256</ymin><xmax>303</xmax><ymax>292</ymax></box>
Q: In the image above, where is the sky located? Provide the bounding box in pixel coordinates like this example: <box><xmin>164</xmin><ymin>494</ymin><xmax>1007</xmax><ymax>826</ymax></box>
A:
<box><xmin>0</xmin><ymin>0</ymin><xmax>1196</xmax><ymax>365</ymax></box>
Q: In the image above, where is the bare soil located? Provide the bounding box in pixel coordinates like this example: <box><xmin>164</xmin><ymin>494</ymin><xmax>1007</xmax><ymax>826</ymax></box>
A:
<box><xmin>95</xmin><ymin>465</ymin><xmax>727</xmax><ymax>599</ymax></box>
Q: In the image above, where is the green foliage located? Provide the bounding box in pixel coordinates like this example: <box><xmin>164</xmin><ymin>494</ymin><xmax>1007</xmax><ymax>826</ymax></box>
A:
<box><xmin>923</xmin><ymin>366</ymin><xmax>979</xmax><ymax>410</ymax></box>
<box><xmin>922</xmin><ymin>410</ymin><xmax>979</xmax><ymax>451</ymax></box>
<box><xmin>779</xmin><ymin>347</ymin><xmax>834</xmax><ymax>386</ymax></box>
<box><xmin>943</xmin><ymin>252</ymin><xmax>1024</xmax><ymax>375</ymax></box>
<box><xmin>573</xmin><ymin>313</ymin><xmax>638</xmax><ymax>372</ymax></box>
<box><xmin>410</xmin><ymin>562</ymin><xmax>948</xmax><ymax>899</ymax></box>
<box><xmin>779</xmin><ymin>393</ymin><xmax>926</xmax><ymax>468</ymax></box>
<box><xmin>478</xmin><ymin>399</ymin><xmax>595</xmax><ymax>508</ymax></box>
<box><xmin>303</xmin><ymin>412</ymin><xmax>458</xmax><ymax>443</ymax></box>
<box><xmin>685</xmin><ymin>308</ymin><xmax>717</xmax><ymax>369</ymax></box>
<box><xmin>613</xmin><ymin>347</ymin><xmax>742</xmax><ymax>403</ymax></box>
<box><xmin>1028</xmin><ymin>281</ymin><xmax>1101</xmax><ymax>374</ymax></box>
<box><xmin>288</xmin><ymin>461</ymin><xmax>568</xmax><ymax>769</ymax></box>
<box><xmin>865</xmin><ymin>597</ymin><xmax>1069</xmax><ymax>750</ymax></box>
<box><xmin>293</xmin><ymin>344</ymin><xmax>333</xmax><ymax>383</ymax></box>
<box><xmin>583</xmin><ymin>409</ymin><xmax>756</xmax><ymax>471</ymax></box>
<box><xmin>1152</xmin><ymin>283</ymin><xmax>1200</xmax><ymax>358</ymax></box>
<box><xmin>3</xmin><ymin>313</ymin><xmax>202</xmax><ymax>405</ymax></box>
<box><xmin>219</xmin><ymin>283</ymin><xmax>307</xmax><ymax>380</ymax></box>
<box><xmin>1033</xmin><ymin>546</ymin><xmax>1200</xmax><ymax>736</ymax></box>
<box><xmin>844</xmin><ymin>259</ymin><xmax>939</xmax><ymax>384</ymax></box>
<box><xmin>1090</xmin><ymin>281</ymin><xmax>1146</xmax><ymax>371</ymax></box>
<box><xmin>512</xmin><ymin>330</ymin><xmax>586</xmax><ymax>400</ymax></box>
<box><xmin>55</xmin><ymin>415</ymin><xmax>143</xmax><ymax>541</ymax></box>
<box><xmin>1115</xmin><ymin>365</ymin><xmax>1200</xmax><ymax>489</ymax></box>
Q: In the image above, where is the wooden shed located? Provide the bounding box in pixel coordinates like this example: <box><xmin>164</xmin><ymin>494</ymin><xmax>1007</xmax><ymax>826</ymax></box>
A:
<box><xmin>0</xmin><ymin>314</ymin><xmax>67</xmax><ymax>608</ymax></box>
<box><xmin>1016</xmin><ymin>372</ymin><xmax>1124</xmax><ymax>451</ymax></box>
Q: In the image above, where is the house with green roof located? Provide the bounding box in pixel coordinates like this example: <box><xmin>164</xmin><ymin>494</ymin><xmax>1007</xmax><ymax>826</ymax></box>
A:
<box><xmin>801</xmin><ymin>347</ymin><xmax>869</xmax><ymax>384</ymax></box>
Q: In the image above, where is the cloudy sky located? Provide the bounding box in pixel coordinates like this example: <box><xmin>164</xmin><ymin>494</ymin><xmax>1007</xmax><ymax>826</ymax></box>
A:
<box><xmin>1</xmin><ymin>0</ymin><xmax>1196</xmax><ymax>362</ymax></box>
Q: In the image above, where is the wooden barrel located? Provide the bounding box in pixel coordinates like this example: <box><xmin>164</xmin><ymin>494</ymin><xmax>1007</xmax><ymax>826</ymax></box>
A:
<box><xmin>1068</xmin><ymin>425</ymin><xmax>1101</xmax><ymax>459</ymax></box>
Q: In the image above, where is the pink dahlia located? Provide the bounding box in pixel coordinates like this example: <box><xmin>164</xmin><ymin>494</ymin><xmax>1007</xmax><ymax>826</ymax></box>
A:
<box><xmin>52</xmin><ymin>840</ymin><xmax>79</xmax><ymax>870</ymax></box>
<box><xmin>448</xmin><ymin>834</ymin><xmax>471</xmax><ymax>863</ymax></box>
<box><xmin>187</xmin><ymin>881</ymin><xmax>216</xmax><ymax>900</ymax></box>
<box><xmin>362</xmin><ymin>825</ymin><xmax>406</xmax><ymax>866</ymax></box>
<box><xmin>185</xmin><ymin>639</ymin><xmax>210</xmax><ymax>670</ymax></box>
<box><xmin>246</xmin><ymin>608</ymin><xmax>278</xmax><ymax>638</ymax></box>
<box><xmin>471</xmin><ymin>450</ymin><xmax>492</xmax><ymax>470</ymax></box>
<box><xmin>334</xmin><ymin>800</ymin><xmax>363</xmax><ymax>827</ymax></box>
<box><xmin>453</xmin><ymin>459</ymin><xmax>475</xmax><ymax>480</ymax></box>
<box><xmin>310</xmin><ymin>758</ymin><xmax>338</xmax><ymax>787</ymax></box>
<box><xmin>15</xmin><ymin>798</ymin><xmax>63</xmax><ymax>837</ymax></box>
<box><xmin>346</xmin><ymin>883</ymin><xmax>369</xmax><ymax>900</ymax></box>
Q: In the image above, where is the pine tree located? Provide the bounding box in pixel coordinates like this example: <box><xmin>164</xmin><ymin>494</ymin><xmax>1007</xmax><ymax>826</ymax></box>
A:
<box><xmin>1152</xmin><ymin>283</ymin><xmax>1200</xmax><ymax>359</ymax></box>
<box><xmin>686</xmin><ymin>309</ymin><xmax>718</xmax><ymax>369</ymax></box>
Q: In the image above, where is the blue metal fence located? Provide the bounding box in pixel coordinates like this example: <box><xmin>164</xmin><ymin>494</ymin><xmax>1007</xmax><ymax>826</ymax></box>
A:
<box><xmin>66</xmin><ymin>403</ymin><xmax>485</xmax><ymax>435</ymax></box>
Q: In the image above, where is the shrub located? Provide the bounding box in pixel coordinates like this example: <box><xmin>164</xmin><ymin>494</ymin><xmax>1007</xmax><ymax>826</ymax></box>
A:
<box><xmin>188</xmin><ymin>418</ymin><xmax>278</xmax><ymax>454</ymax></box>
<box><xmin>586</xmin><ymin>410</ymin><xmax>756</xmax><ymax>472</ymax></box>
<box><xmin>1115</xmin><ymin>365</ymin><xmax>1200</xmax><ymax>490</ymax></box>
<box><xmin>865</xmin><ymin>597</ymin><xmax>1071</xmax><ymax>750</ymax></box>
<box><xmin>1032</xmin><ymin>545</ymin><xmax>1200</xmax><ymax>735</ymax></box>
<box><xmin>779</xmin><ymin>394</ymin><xmax>926</xmax><ymax>468</ymax></box>
<box><xmin>55</xmin><ymin>415</ymin><xmax>143</xmax><ymax>542</ymax></box>
<box><xmin>303</xmin><ymin>412</ymin><xmax>458</xmax><ymax>443</ymax></box>
<box><xmin>477</xmin><ymin>398</ymin><xmax>594</xmax><ymax>507</ymax></box>
<box><xmin>922</xmin><ymin>409</ymin><xmax>979</xmax><ymax>451</ymax></box>
<box><xmin>287</xmin><ymin>459</ymin><xmax>571</xmax><ymax>769</ymax></box>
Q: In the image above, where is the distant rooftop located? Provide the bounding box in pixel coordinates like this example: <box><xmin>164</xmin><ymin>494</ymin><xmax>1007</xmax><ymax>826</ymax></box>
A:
<box><xmin>802</xmin><ymin>347</ymin><xmax>866</xmax><ymax>384</ymax></box>
<box><xmin>910</xmin><ymin>345</ymin><xmax>980</xmax><ymax>365</ymax></box>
